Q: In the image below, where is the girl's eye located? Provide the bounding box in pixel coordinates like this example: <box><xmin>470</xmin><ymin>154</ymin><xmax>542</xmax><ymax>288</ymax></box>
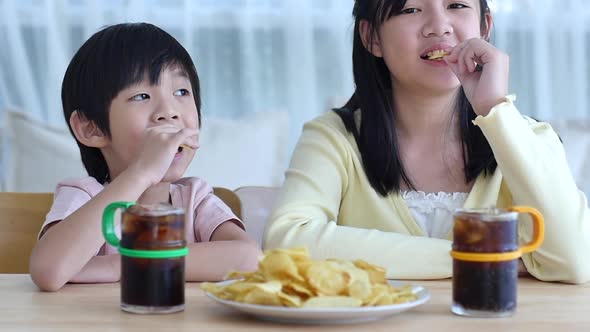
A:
<box><xmin>131</xmin><ymin>93</ymin><xmax>150</xmax><ymax>101</ymax></box>
<box><xmin>449</xmin><ymin>3</ymin><xmax>469</xmax><ymax>9</ymax></box>
<box><xmin>174</xmin><ymin>89</ymin><xmax>190</xmax><ymax>97</ymax></box>
<box><xmin>400</xmin><ymin>8</ymin><xmax>420</xmax><ymax>14</ymax></box>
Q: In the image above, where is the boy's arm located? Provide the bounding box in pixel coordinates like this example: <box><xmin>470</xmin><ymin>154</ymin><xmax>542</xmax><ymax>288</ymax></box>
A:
<box><xmin>29</xmin><ymin>169</ymin><xmax>150</xmax><ymax>291</ymax></box>
<box><xmin>69</xmin><ymin>254</ymin><xmax>121</xmax><ymax>284</ymax></box>
<box><xmin>29</xmin><ymin>125</ymin><xmax>199</xmax><ymax>291</ymax></box>
<box><xmin>185</xmin><ymin>221</ymin><xmax>261</xmax><ymax>282</ymax></box>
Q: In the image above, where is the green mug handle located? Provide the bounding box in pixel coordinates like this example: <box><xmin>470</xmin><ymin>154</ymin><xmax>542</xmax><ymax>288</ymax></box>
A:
<box><xmin>102</xmin><ymin>201</ymin><xmax>136</xmax><ymax>248</ymax></box>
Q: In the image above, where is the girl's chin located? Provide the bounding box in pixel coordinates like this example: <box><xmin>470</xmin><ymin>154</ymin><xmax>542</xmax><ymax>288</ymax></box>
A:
<box><xmin>421</xmin><ymin>79</ymin><xmax>461</xmax><ymax>93</ymax></box>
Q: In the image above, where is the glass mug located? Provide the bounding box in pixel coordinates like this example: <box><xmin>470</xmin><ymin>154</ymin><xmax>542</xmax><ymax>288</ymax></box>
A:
<box><xmin>102</xmin><ymin>202</ymin><xmax>188</xmax><ymax>314</ymax></box>
<box><xmin>451</xmin><ymin>207</ymin><xmax>545</xmax><ymax>318</ymax></box>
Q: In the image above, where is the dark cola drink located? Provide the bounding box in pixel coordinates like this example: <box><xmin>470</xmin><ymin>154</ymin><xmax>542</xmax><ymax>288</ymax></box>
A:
<box><xmin>451</xmin><ymin>209</ymin><xmax>519</xmax><ymax>317</ymax></box>
<box><xmin>119</xmin><ymin>204</ymin><xmax>186</xmax><ymax>314</ymax></box>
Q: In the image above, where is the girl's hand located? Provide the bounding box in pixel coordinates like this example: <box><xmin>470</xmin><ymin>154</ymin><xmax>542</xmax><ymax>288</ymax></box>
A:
<box><xmin>130</xmin><ymin>124</ymin><xmax>199</xmax><ymax>186</ymax></box>
<box><xmin>444</xmin><ymin>38</ymin><xmax>510</xmax><ymax>116</ymax></box>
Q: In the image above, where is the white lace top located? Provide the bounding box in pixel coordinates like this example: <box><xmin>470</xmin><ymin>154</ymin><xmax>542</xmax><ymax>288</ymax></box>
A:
<box><xmin>401</xmin><ymin>191</ymin><xmax>468</xmax><ymax>239</ymax></box>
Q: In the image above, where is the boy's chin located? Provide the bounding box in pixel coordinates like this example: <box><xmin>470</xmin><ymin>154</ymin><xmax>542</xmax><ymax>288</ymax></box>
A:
<box><xmin>160</xmin><ymin>166</ymin><xmax>188</xmax><ymax>183</ymax></box>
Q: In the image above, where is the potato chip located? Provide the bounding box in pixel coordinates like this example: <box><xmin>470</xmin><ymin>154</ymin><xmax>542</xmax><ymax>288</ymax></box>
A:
<box><xmin>243</xmin><ymin>289</ymin><xmax>281</xmax><ymax>306</ymax></box>
<box><xmin>277</xmin><ymin>291</ymin><xmax>303</xmax><ymax>307</ymax></box>
<box><xmin>201</xmin><ymin>247</ymin><xmax>417</xmax><ymax>308</ymax></box>
<box><xmin>260</xmin><ymin>251</ymin><xmax>304</xmax><ymax>282</ymax></box>
<box><xmin>353</xmin><ymin>259</ymin><xmax>387</xmax><ymax>284</ymax></box>
<box><xmin>283</xmin><ymin>281</ymin><xmax>314</xmax><ymax>298</ymax></box>
<box><xmin>305</xmin><ymin>261</ymin><xmax>347</xmax><ymax>296</ymax></box>
<box><xmin>426</xmin><ymin>49</ymin><xmax>450</xmax><ymax>60</ymax></box>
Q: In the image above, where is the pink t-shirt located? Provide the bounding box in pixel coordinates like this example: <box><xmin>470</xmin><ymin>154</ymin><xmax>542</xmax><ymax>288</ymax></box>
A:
<box><xmin>40</xmin><ymin>177</ymin><xmax>244</xmax><ymax>255</ymax></box>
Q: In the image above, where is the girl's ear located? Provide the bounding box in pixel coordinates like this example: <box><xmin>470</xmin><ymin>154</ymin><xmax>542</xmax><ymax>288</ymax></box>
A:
<box><xmin>482</xmin><ymin>11</ymin><xmax>493</xmax><ymax>41</ymax></box>
<box><xmin>69</xmin><ymin>111</ymin><xmax>109</xmax><ymax>148</ymax></box>
<box><xmin>359</xmin><ymin>20</ymin><xmax>383</xmax><ymax>57</ymax></box>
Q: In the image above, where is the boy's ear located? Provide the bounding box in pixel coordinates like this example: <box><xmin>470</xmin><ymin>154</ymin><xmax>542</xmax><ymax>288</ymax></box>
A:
<box><xmin>69</xmin><ymin>111</ymin><xmax>109</xmax><ymax>148</ymax></box>
<box><xmin>359</xmin><ymin>20</ymin><xmax>383</xmax><ymax>58</ymax></box>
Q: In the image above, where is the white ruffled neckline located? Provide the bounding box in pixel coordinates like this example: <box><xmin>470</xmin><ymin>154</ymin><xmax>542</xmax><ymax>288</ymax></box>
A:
<box><xmin>401</xmin><ymin>190</ymin><xmax>468</xmax><ymax>214</ymax></box>
<box><xmin>401</xmin><ymin>190</ymin><xmax>469</xmax><ymax>238</ymax></box>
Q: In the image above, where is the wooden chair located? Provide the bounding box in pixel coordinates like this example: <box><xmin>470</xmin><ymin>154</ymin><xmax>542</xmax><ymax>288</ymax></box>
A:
<box><xmin>212</xmin><ymin>187</ymin><xmax>242</xmax><ymax>220</ymax></box>
<box><xmin>0</xmin><ymin>192</ymin><xmax>53</xmax><ymax>274</ymax></box>
<box><xmin>0</xmin><ymin>187</ymin><xmax>240</xmax><ymax>274</ymax></box>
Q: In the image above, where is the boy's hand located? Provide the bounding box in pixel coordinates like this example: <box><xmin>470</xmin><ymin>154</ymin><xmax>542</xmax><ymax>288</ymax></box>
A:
<box><xmin>130</xmin><ymin>124</ymin><xmax>199</xmax><ymax>186</ymax></box>
<box><xmin>444</xmin><ymin>38</ymin><xmax>510</xmax><ymax>117</ymax></box>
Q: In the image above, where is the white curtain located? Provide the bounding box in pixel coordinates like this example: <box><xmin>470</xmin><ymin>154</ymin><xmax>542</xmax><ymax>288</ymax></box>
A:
<box><xmin>0</xmin><ymin>0</ymin><xmax>355</xmax><ymax>149</ymax></box>
<box><xmin>492</xmin><ymin>0</ymin><xmax>590</xmax><ymax>120</ymax></box>
<box><xmin>1</xmin><ymin>0</ymin><xmax>589</xmax><ymax>187</ymax></box>
<box><xmin>1</xmin><ymin>0</ymin><xmax>589</xmax><ymax>129</ymax></box>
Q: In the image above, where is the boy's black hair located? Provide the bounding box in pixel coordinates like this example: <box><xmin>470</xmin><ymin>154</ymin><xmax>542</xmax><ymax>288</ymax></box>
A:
<box><xmin>335</xmin><ymin>0</ymin><xmax>496</xmax><ymax>196</ymax></box>
<box><xmin>61</xmin><ymin>22</ymin><xmax>201</xmax><ymax>183</ymax></box>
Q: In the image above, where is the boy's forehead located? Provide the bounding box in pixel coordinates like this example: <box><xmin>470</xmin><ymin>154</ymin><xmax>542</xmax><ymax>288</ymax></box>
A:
<box><xmin>169</xmin><ymin>66</ymin><xmax>189</xmax><ymax>78</ymax></box>
<box><xmin>129</xmin><ymin>66</ymin><xmax>190</xmax><ymax>87</ymax></box>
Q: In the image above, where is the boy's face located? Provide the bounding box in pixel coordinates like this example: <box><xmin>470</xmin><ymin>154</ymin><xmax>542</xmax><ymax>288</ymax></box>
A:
<box><xmin>103</xmin><ymin>66</ymin><xmax>199</xmax><ymax>182</ymax></box>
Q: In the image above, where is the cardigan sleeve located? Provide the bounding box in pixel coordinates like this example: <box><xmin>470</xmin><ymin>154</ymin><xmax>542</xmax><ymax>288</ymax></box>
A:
<box><xmin>264</xmin><ymin>115</ymin><xmax>453</xmax><ymax>279</ymax></box>
<box><xmin>474</xmin><ymin>97</ymin><xmax>590</xmax><ymax>284</ymax></box>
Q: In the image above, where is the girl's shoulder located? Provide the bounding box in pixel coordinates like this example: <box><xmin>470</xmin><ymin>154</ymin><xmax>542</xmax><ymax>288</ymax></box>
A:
<box><xmin>301</xmin><ymin>110</ymin><xmax>363</xmax><ymax>161</ymax></box>
<box><xmin>305</xmin><ymin>110</ymin><xmax>359</xmax><ymax>142</ymax></box>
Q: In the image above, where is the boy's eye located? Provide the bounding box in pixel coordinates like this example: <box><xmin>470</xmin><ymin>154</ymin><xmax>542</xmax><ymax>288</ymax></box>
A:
<box><xmin>131</xmin><ymin>93</ymin><xmax>150</xmax><ymax>101</ymax></box>
<box><xmin>174</xmin><ymin>89</ymin><xmax>190</xmax><ymax>97</ymax></box>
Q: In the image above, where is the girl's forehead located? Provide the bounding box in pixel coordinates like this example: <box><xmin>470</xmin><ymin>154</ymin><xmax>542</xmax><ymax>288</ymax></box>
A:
<box><xmin>407</xmin><ymin>0</ymin><xmax>480</xmax><ymax>5</ymax></box>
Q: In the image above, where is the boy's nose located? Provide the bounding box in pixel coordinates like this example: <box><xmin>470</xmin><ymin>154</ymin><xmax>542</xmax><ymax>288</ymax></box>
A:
<box><xmin>153</xmin><ymin>107</ymin><xmax>180</xmax><ymax>122</ymax></box>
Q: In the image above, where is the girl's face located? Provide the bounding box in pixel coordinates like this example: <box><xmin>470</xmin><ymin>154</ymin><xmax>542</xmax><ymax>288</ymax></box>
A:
<box><xmin>105</xmin><ymin>66</ymin><xmax>199</xmax><ymax>182</ymax></box>
<box><xmin>374</xmin><ymin>0</ymin><xmax>488</xmax><ymax>93</ymax></box>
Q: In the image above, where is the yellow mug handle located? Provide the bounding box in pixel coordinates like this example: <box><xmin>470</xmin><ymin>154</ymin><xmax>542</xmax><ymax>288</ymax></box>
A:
<box><xmin>510</xmin><ymin>206</ymin><xmax>545</xmax><ymax>254</ymax></box>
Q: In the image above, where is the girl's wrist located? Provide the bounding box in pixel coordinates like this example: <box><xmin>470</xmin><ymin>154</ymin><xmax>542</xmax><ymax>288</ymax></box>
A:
<box><xmin>477</xmin><ymin>95</ymin><xmax>514</xmax><ymax>117</ymax></box>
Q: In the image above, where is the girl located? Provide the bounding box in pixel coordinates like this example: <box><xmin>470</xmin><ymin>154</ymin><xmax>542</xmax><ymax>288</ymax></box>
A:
<box><xmin>264</xmin><ymin>0</ymin><xmax>590</xmax><ymax>283</ymax></box>
<box><xmin>29</xmin><ymin>23</ymin><xmax>261</xmax><ymax>291</ymax></box>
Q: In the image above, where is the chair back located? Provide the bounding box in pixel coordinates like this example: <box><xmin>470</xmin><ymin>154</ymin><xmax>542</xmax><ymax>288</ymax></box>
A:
<box><xmin>0</xmin><ymin>188</ymin><xmax>241</xmax><ymax>274</ymax></box>
<box><xmin>0</xmin><ymin>192</ymin><xmax>53</xmax><ymax>273</ymax></box>
<box><xmin>234</xmin><ymin>186</ymin><xmax>279</xmax><ymax>247</ymax></box>
<box><xmin>213</xmin><ymin>187</ymin><xmax>242</xmax><ymax>219</ymax></box>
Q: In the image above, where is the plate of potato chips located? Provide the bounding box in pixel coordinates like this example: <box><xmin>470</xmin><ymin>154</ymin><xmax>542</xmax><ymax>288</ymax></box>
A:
<box><xmin>201</xmin><ymin>248</ymin><xmax>430</xmax><ymax>324</ymax></box>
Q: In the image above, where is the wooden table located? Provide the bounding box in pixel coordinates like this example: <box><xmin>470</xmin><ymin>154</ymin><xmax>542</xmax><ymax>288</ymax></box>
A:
<box><xmin>0</xmin><ymin>274</ymin><xmax>588</xmax><ymax>331</ymax></box>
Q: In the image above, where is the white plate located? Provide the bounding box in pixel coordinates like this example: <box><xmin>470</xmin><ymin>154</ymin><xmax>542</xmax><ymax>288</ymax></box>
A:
<box><xmin>204</xmin><ymin>280</ymin><xmax>430</xmax><ymax>324</ymax></box>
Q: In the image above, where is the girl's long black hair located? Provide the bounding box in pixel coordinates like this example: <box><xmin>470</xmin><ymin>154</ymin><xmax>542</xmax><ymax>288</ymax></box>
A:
<box><xmin>335</xmin><ymin>0</ymin><xmax>497</xmax><ymax>196</ymax></box>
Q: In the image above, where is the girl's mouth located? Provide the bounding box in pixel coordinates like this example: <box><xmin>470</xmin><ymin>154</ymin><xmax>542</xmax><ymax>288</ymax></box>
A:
<box><xmin>420</xmin><ymin>49</ymin><xmax>450</xmax><ymax>61</ymax></box>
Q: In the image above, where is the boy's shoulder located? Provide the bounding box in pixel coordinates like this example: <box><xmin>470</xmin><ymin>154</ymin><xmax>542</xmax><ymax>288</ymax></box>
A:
<box><xmin>171</xmin><ymin>177</ymin><xmax>214</xmax><ymax>203</ymax></box>
<box><xmin>54</xmin><ymin>176</ymin><xmax>104</xmax><ymax>197</ymax></box>
<box><xmin>172</xmin><ymin>176</ymin><xmax>210</xmax><ymax>191</ymax></box>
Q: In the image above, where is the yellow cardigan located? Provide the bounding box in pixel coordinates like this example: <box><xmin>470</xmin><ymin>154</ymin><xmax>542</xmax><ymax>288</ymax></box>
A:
<box><xmin>264</xmin><ymin>98</ymin><xmax>590</xmax><ymax>284</ymax></box>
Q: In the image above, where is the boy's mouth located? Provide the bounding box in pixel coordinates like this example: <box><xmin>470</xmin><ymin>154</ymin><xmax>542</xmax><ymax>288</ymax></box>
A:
<box><xmin>177</xmin><ymin>144</ymin><xmax>192</xmax><ymax>153</ymax></box>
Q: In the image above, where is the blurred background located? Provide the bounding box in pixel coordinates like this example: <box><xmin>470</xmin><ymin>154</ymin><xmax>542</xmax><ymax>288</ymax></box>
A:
<box><xmin>1</xmin><ymin>0</ymin><xmax>589</xmax><ymax>194</ymax></box>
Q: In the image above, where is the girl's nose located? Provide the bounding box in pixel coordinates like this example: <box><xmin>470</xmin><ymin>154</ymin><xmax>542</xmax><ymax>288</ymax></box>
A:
<box><xmin>422</xmin><ymin>11</ymin><xmax>453</xmax><ymax>37</ymax></box>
